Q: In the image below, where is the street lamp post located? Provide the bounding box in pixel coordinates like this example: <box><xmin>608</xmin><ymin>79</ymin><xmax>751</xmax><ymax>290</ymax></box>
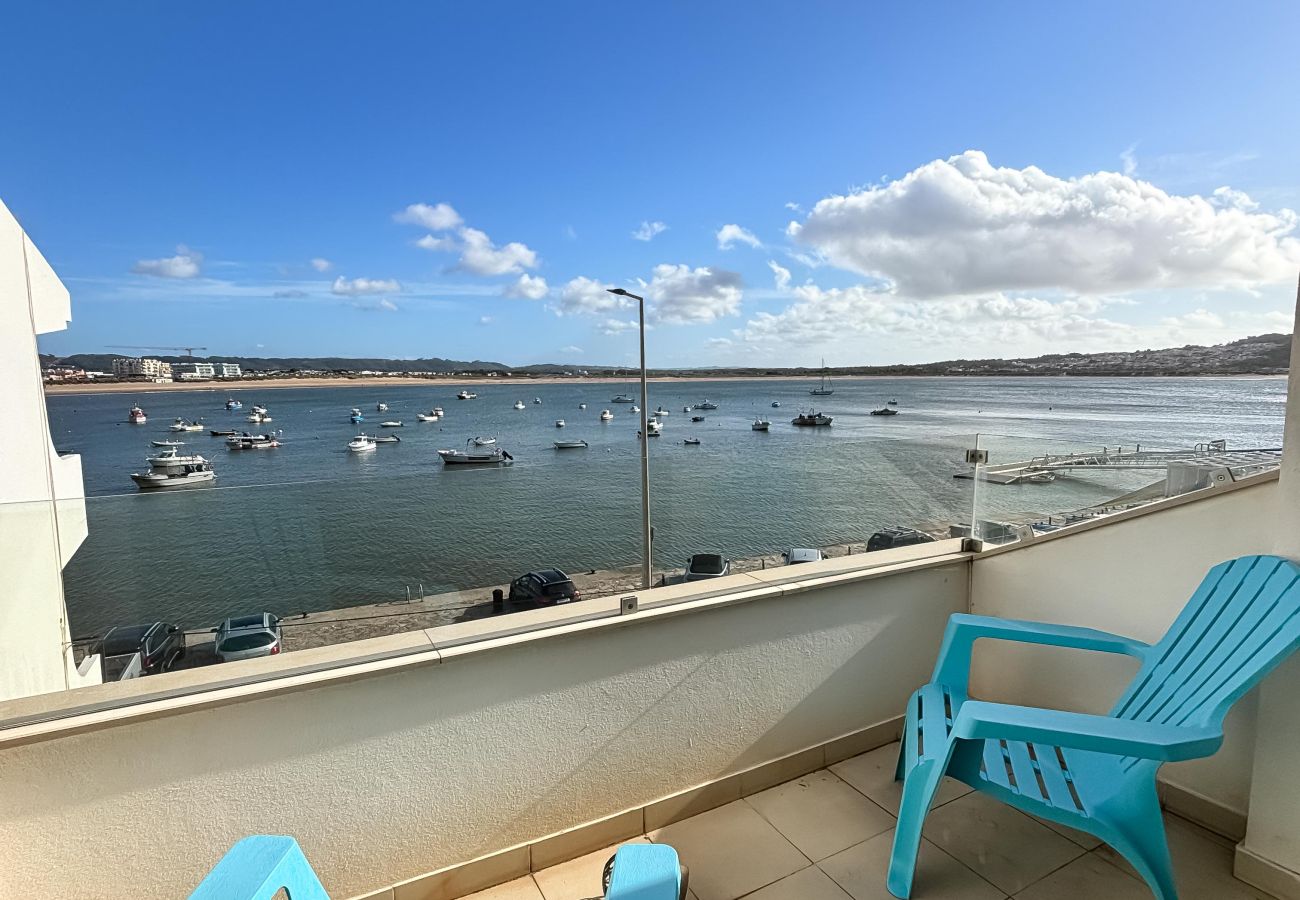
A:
<box><xmin>607</xmin><ymin>287</ymin><xmax>652</xmax><ymax>589</ymax></box>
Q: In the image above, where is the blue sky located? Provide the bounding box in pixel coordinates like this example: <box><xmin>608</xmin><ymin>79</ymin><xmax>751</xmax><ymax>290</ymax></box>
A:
<box><xmin>6</xmin><ymin>2</ymin><xmax>1299</xmax><ymax>367</ymax></box>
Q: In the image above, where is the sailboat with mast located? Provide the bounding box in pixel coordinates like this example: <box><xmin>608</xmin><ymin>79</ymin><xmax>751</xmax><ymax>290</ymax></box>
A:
<box><xmin>809</xmin><ymin>358</ymin><xmax>834</xmax><ymax>396</ymax></box>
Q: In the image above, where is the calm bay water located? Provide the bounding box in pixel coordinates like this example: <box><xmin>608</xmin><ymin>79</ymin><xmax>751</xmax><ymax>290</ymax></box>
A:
<box><xmin>48</xmin><ymin>376</ymin><xmax>1286</xmax><ymax>636</ymax></box>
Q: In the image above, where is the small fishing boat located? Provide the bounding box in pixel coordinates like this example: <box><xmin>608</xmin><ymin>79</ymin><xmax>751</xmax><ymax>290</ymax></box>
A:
<box><xmin>130</xmin><ymin>460</ymin><xmax>216</xmax><ymax>490</ymax></box>
<box><xmin>150</xmin><ymin>439</ymin><xmax>185</xmax><ymax>448</ymax></box>
<box><xmin>417</xmin><ymin>412</ymin><xmax>440</xmax><ymax>422</ymax></box>
<box><xmin>695</xmin><ymin>400</ymin><xmax>718</xmax><ymax>410</ymax></box>
<box><xmin>376</xmin><ymin>402</ymin><xmax>389</xmax><ymax>412</ymax></box>
<box><xmin>252</xmin><ymin>405</ymin><xmax>268</xmax><ymax>415</ymax></box>
<box><xmin>752</xmin><ymin>418</ymin><xmax>770</xmax><ymax>431</ymax></box>
<box><xmin>225</xmin><ymin>398</ymin><xmax>243</xmax><ymax>410</ymax></box>
<box><xmin>433</xmin><ymin>407</ymin><xmax>445</xmax><ymax>416</ymax></box>
<box><xmin>682</xmin><ymin>406</ymin><xmax>692</xmax><ymax>413</ymax></box>
<box><xmin>555</xmin><ymin>419</ymin><xmax>566</xmax><ymax>428</ymax></box>
<box><xmin>170</xmin><ymin>417</ymin><xmax>204</xmax><ymax>432</ymax></box>
<box><xmin>691</xmin><ymin>415</ymin><xmax>705</xmax><ymax>423</ymax></box>
<box><xmin>533</xmin><ymin>397</ymin><xmax>542</xmax><ymax>405</ymax></box>
<box><xmin>472</xmin><ymin>436</ymin><xmax>497</xmax><ymax>446</ymax></box>
<box><xmin>349</xmin><ymin>408</ymin><xmax>364</xmax><ymax>423</ymax></box>
<box><xmin>347</xmin><ymin>435</ymin><xmax>377</xmax><ymax>453</ymax></box>
<box><xmin>373</xmin><ymin>434</ymin><xmax>402</xmax><ymax>444</ymax></box>
<box><xmin>792</xmin><ymin>410</ymin><xmax>833</xmax><ymax>427</ymax></box>
<box><xmin>599</xmin><ymin>410</ymin><xmax>614</xmax><ymax>421</ymax></box>
<box><xmin>578</xmin><ymin>403</ymin><xmax>587</xmax><ymax>410</ymax></box>
<box><xmin>513</xmin><ymin>400</ymin><xmax>526</xmax><ymax>410</ymax></box>
<box><xmin>457</xmin><ymin>390</ymin><xmax>477</xmax><ymax>400</ymax></box>
<box><xmin>128</xmin><ymin>405</ymin><xmax>147</xmax><ymax>424</ymax></box>
<box><xmin>612</xmin><ymin>394</ymin><xmax>635</xmax><ymax>403</ymax></box>
<box><xmin>554</xmin><ymin>439</ymin><xmax>588</xmax><ymax>449</ymax></box>
<box><xmin>379</xmin><ymin>420</ymin><xmax>403</xmax><ymax>428</ymax></box>
<box><xmin>869</xmin><ymin>407</ymin><xmax>899</xmax><ymax>417</ymax></box>
<box><xmin>226</xmin><ymin>433</ymin><xmax>280</xmax><ymax>450</ymax></box>
<box><xmin>887</xmin><ymin>399</ymin><xmax>899</xmax><ymax>406</ymax></box>
<box><xmin>210</xmin><ymin>429</ymin><xmax>237</xmax><ymax>437</ymax></box>
<box><xmin>146</xmin><ymin>447</ymin><xmax>209</xmax><ymax>469</ymax></box>
<box><xmin>630</xmin><ymin>405</ymin><xmax>640</xmax><ymax>413</ymax></box>
<box><xmin>249</xmin><ymin>412</ymin><xmax>273</xmax><ymax>424</ymax></box>
<box><xmin>771</xmin><ymin>401</ymin><xmax>781</xmax><ymax>408</ymax></box>
<box><xmin>438</xmin><ymin>443</ymin><xmax>514</xmax><ymax>465</ymax></box>
<box><xmin>683</xmin><ymin>438</ymin><xmax>701</xmax><ymax>446</ymax></box>
<box><xmin>654</xmin><ymin>407</ymin><xmax>671</xmax><ymax>417</ymax></box>
<box><xmin>643</xmin><ymin>420</ymin><xmax>663</xmax><ymax>436</ymax></box>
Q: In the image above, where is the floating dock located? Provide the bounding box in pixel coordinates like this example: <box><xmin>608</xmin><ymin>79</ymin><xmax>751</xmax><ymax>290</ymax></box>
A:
<box><xmin>955</xmin><ymin>440</ymin><xmax>1283</xmax><ymax>485</ymax></box>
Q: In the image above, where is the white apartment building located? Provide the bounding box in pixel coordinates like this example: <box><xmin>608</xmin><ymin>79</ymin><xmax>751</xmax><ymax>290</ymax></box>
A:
<box><xmin>111</xmin><ymin>356</ymin><xmax>173</xmax><ymax>381</ymax></box>
<box><xmin>220</xmin><ymin>362</ymin><xmax>241</xmax><ymax>377</ymax></box>
<box><xmin>176</xmin><ymin>362</ymin><xmax>216</xmax><ymax>380</ymax></box>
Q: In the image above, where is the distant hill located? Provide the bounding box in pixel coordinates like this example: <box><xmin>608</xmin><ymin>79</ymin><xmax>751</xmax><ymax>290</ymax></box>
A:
<box><xmin>41</xmin><ymin>333</ymin><xmax>1292</xmax><ymax>379</ymax></box>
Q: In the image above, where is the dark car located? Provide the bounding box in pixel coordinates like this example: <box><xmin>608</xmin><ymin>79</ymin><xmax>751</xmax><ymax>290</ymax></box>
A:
<box><xmin>100</xmin><ymin>621</ymin><xmax>185</xmax><ymax>675</ymax></box>
<box><xmin>685</xmin><ymin>553</ymin><xmax>731</xmax><ymax>582</ymax></box>
<box><xmin>508</xmin><ymin>569</ymin><xmax>580</xmax><ymax>606</ymax></box>
<box><xmin>866</xmin><ymin>528</ymin><xmax>937</xmax><ymax>553</ymax></box>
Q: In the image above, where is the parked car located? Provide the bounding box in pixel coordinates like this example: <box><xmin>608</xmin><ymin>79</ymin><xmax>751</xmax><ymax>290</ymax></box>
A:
<box><xmin>214</xmin><ymin>613</ymin><xmax>283</xmax><ymax>662</ymax></box>
<box><xmin>508</xmin><ymin>569</ymin><xmax>580</xmax><ymax>606</ymax></box>
<box><xmin>685</xmin><ymin>553</ymin><xmax>731</xmax><ymax>581</ymax></box>
<box><xmin>782</xmin><ymin>548</ymin><xmax>824</xmax><ymax>565</ymax></box>
<box><xmin>866</xmin><ymin>528</ymin><xmax>937</xmax><ymax>552</ymax></box>
<box><xmin>100</xmin><ymin>621</ymin><xmax>185</xmax><ymax>675</ymax></box>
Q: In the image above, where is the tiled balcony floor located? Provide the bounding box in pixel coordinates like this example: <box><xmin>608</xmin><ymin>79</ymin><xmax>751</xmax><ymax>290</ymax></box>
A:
<box><xmin>460</xmin><ymin>742</ymin><xmax>1273</xmax><ymax>900</ymax></box>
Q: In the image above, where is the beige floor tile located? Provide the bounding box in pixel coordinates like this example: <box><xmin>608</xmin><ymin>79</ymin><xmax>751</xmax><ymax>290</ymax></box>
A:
<box><xmin>649</xmin><ymin>800</ymin><xmax>809</xmax><ymax>900</ymax></box>
<box><xmin>740</xmin><ymin>865</ymin><xmax>853</xmax><ymax>900</ymax></box>
<box><xmin>830</xmin><ymin>743</ymin><xmax>970</xmax><ymax>816</ymax></box>
<box><xmin>1031</xmin><ymin>816</ymin><xmax>1103</xmax><ymax>851</ymax></box>
<box><xmin>745</xmin><ymin>770</ymin><xmax>895</xmax><ymax>861</ymax></box>
<box><xmin>922</xmin><ymin>792</ymin><xmax>1084</xmax><ymax>895</ymax></box>
<box><xmin>460</xmin><ymin>876</ymin><xmax>546</xmax><ymax>900</ymax></box>
<box><xmin>818</xmin><ymin>829</ymin><xmax>1005</xmax><ymax>900</ymax></box>
<box><xmin>1093</xmin><ymin>815</ymin><xmax>1269</xmax><ymax>899</ymax></box>
<box><xmin>533</xmin><ymin>838</ymin><xmax>649</xmax><ymax>900</ymax></box>
<box><xmin>1013</xmin><ymin>853</ymin><xmax>1148</xmax><ymax>900</ymax></box>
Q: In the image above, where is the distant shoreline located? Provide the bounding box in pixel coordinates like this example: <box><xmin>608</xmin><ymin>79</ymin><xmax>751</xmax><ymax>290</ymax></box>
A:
<box><xmin>42</xmin><ymin>371</ymin><xmax>1289</xmax><ymax>396</ymax></box>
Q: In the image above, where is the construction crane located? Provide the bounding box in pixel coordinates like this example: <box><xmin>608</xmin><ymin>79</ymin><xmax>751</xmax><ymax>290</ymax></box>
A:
<box><xmin>107</xmin><ymin>345</ymin><xmax>208</xmax><ymax>358</ymax></box>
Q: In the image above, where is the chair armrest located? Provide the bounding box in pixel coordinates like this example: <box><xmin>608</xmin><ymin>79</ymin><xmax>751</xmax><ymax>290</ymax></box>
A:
<box><xmin>932</xmin><ymin>613</ymin><xmax>1150</xmax><ymax>694</ymax></box>
<box><xmin>951</xmin><ymin>701</ymin><xmax>1222</xmax><ymax>762</ymax></box>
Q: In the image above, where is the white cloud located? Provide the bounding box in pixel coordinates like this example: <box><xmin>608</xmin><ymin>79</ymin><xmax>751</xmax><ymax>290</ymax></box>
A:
<box><xmin>415</xmin><ymin>234</ymin><xmax>458</xmax><ymax>252</ymax></box>
<box><xmin>310</xmin><ymin>257</ymin><xmax>333</xmax><ymax>272</ymax></box>
<box><xmin>132</xmin><ymin>245</ymin><xmax>203</xmax><ymax>279</ymax></box>
<box><xmin>784</xmin><ymin>202</ymin><xmax>803</xmax><ymax>213</ymax></box>
<box><xmin>560</xmin><ymin>345</ymin><xmax>583</xmax><ymax>354</ymax></box>
<box><xmin>790</xmin><ymin>150</ymin><xmax>1300</xmax><ymax>297</ymax></box>
<box><xmin>555</xmin><ymin>276</ymin><xmax>628</xmax><ymax>316</ymax></box>
<box><xmin>273</xmin><ymin>289</ymin><xmax>308</xmax><ymax>298</ymax></box>
<box><xmin>768</xmin><ymin>260</ymin><xmax>792</xmax><ymax>292</ymax></box>
<box><xmin>644</xmin><ymin>264</ymin><xmax>743</xmax><ymax>324</ymax></box>
<box><xmin>420</xmin><ymin>226</ymin><xmax>539</xmax><ymax>276</ymax></box>
<box><xmin>716</xmin><ymin>223</ymin><xmax>762</xmax><ymax>250</ymax></box>
<box><xmin>504</xmin><ymin>273</ymin><xmax>549</xmax><ymax>300</ymax></box>
<box><xmin>394</xmin><ymin>202</ymin><xmax>463</xmax><ymax>231</ymax></box>
<box><xmin>706</xmin><ymin>337</ymin><xmax>733</xmax><ymax>348</ymax></box>
<box><xmin>331</xmin><ymin>275</ymin><xmax>401</xmax><ymax>295</ymax></box>
<box><xmin>599</xmin><ymin>318</ymin><xmax>639</xmax><ymax>335</ymax></box>
<box><xmin>1210</xmin><ymin>186</ymin><xmax>1260</xmax><ymax>212</ymax></box>
<box><xmin>479</xmin><ymin>315</ymin><xmax>494</xmax><ymax>325</ymax></box>
<box><xmin>1121</xmin><ymin>144</ymin><xmax>1138</xmax><ymax>177</ymax></box>
<box><xmin>351</xmin><ymin>297</ymin><xmax>399</xmax><ymax>313</ymax></box>
<box><xmin>632</xmin><ymin>220</ymin><xmax>668</xmax><ymax>241</ymax></box>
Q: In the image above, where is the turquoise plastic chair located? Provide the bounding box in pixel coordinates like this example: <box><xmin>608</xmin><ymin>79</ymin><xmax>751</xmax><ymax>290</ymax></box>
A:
<box><xmin>192</xmin><ymin>836</ymin><xmax>684</xmax><ymax>899</ymax></box>
<box><xmin>888</xmin><ymin>554</ymin><xmax>1300</xmax><ymax>900</ymax></box>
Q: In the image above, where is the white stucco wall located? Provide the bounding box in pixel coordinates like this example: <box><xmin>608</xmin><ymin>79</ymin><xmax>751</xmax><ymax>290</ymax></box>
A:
<box><xmin>0</xmin><ymin>562</ymin><xmax>965</xmax><ymax>899</ymax></box>
<box><xmin>969</xmin><ymin>477</ymin><xmax>1279</xmax><ymax>818</ymax></box>
<box><xmin>0</xmin><ymin>199</ymin><xmax>90</xmax><ymax>702</ymax></box>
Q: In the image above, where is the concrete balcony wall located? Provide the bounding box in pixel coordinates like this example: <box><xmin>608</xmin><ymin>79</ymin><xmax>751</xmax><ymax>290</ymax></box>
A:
<box><xmin>968</xmin><ymin>475</ymin><xmax>1279</xmax><ymax>831</ymax></box>
<box><xmin>0</xmin><ymin>558</ymin><xmax>966</xmax><ymax>900</ymax></box>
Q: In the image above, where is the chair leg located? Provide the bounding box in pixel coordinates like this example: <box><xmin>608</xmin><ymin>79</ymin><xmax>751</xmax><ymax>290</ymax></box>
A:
<box><xmin>894</xmin><ymin>738</ymin><xmax>907</xmax><ymax>782</ymax></box>
<box><xmin>1107</xmin><ymin>809</ymin><xmax>1179</xmax><ymax>900</ymax></box>
<box><xmin>887</xmin><ymin>760</ymin><xmax>946</xmax><ymax>899</ymax></box>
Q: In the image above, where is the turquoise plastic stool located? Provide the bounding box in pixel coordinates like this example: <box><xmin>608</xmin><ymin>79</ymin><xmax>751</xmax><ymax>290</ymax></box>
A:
<box><xmin>888</xmin><ymin>554</ymin><xmax>1300</xmax><ymax>899</ymax></box>
<box><xmin>190</xmin><ymin>835</ymin><xmax>328</xmax><ymax>899</ymax></box>
<box><xmin>605</xmin><ymin>844</ymin><xmax>686</xmax><ymax>899</ymax></box>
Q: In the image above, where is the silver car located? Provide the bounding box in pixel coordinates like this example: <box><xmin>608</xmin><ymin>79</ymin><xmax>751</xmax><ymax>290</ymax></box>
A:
<box><xmin>684</xmin><ymin>553</ymin><xmax>731</xmax><ymax>582</ymax></box>
<box><xmin>214</xmin><ymin>612</ymin><xmax>283</xmax><ymax>662</ymax></box>
<box><xmin>783</xmin><ymin>548</ymin><xmax>824</xmax><ymax>565</ymax></box>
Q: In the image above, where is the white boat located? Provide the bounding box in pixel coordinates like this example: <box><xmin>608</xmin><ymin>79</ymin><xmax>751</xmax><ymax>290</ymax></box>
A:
<box><xmin>457</xmin><ymin>390</ymin><xmax>477</xmax><ymax>400</ymax></box>
<box><xmin>599</xmin><ymin>410</ymin><xmax>614</xmax><ymax>421</ymax></box>
<box><xmin>130</xmin><ymin>460</ymin><xmax>216</xmax><ymax>490</ymax></box>
<box><xmin>472</xmin><ymin>436</ymin><xmax>497</xmax><ymax>446</ymax></box>
<box><xmin>128</xmin><ymin>405</ymin><xmax>147</xmax><ymax>424</ymax></box>
<box><xmin>513</xmin><ymin>400</ymin><xmax>526</xmax><ymax>410</ymax></box>
<box><xmin>146</xmin><ymin>447</ymin><xmax>209</xmax><ymax>469</ymax></box>
<box><xmin>792</xmin><ymin>410</ymin><xmax>833</xmax><ymax>427</ymax></box>
<box><xmin>612</xmin><ymin>394</ymin><xmax>635</xmax><ymax>403</ymax></box>
<box><xmin>683</xmin><ymin>438</ymin><xmax>701</xmax><ymax>445</ymax></box>
<box><xmin>555</xmin><ymin>419</ymin><xmax>565</xmax><ymax>428</ymax></box>
<box><xmin>150</xmin><ymin>439</ymin><xmax>185</xmax><ymax>448</ymax></box>
<box><xmin>630</xmin><ymin>405</ymin><xmax>640</xmax><ymax>413</ymax></box>
<box><xmin>417</xmin><ymin>412</ymin><xmax>440</xmax><ymax>422</ymax></box>
<box><xmin>248</xmin><ymin>412</ymin><xmax>273</xmax><ymax>423</ymax></box>
<box><xmin>682</xmin><ymin>406</ymin><xmax>692</xmax><ymax>413</ymax></box>
<box><xmin>226</xmin><ymin>433</ymin><xmax>279</xmax><ymax>450</ymax></box>
<box><xmin>225</xmin><ymin>398</ymin><xmax>242</xmax><ymax>410</ymax></box>
<box><xmin>771</xmin><ymin>401</ymin><xmax>781</xmax><ymax>408</ymax></box>
<box><xmin>373</xmin><ymin>434</ymin><xmax>401</xmax><ymax>444</ymax></box>
<box><xmin>641</xmin><ymin>420</ymin><xmax>663</xmax><ymax>437</ymax></box>
<box><xmin>578</xmin><ymin>403</ymin><xmax>587</xmax><ymax>410</ymax></box>
<box><xmin>170</xmin><ymin>417</ymin><xmax>204</xmax><ymax>432</ymax></box>
<box><xmin>695</xmin><ymin>400</ymin><xmax>718</xmax><ymax>410</ymax></box>
<box><xmin>433</xmin><ymin>407</ymin><xmax>445</xmax><ymax>415</ymax></box>
<box><xmin>654</xmin><ymin>407</ymin><xmax>670</xmax><ymax>416</ymax></box>
<box><xmin>809</xmin><ymin>358</ymin><xmax>834</xmax><ymax>396</ymax></box>
<box><xmin>533</xmin><ymin>397</ymin><xmax>542</xmax><ymax>405</ymax></box>
<box><xmin>376</xmin><ymin>402</ymin><xmax>389</xmax><ymax>412</ymax></box>
<box><xmin>252</xmin><ymin>405</ymin><xmax>268</xmax><ymax>414</ymax></box>
<box><xmin>752</xmin><ymin>418</ymin><xmax>770</xmax><ymax>431</ymax></box>
<box><xmin>379</xmin><ymin>420</ymin><xmax>403</xmax><ymax>428</ymax></box>
<box><xmin>554</xmin><ymin>439</ymin><xmax>588</xmax><ymax>449</ymax></box>
<box><xmin>348</xmin><ymin>435</ymin><xmax>377</xmax><ymax>453</ymax></box>
<box><xmin>438</xmin><ymin>443</ymin><xmax>513</xmax><ymax>465</ymax></box>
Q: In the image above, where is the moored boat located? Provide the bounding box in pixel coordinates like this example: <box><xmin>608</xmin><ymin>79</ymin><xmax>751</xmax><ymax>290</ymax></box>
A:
<box><xmin>809</xmin><ymin>358</ymin><xmax>834</xmax><ymax>396</ymax></box>
<box><xmin>379</xmin><ymin>420</ymin><xmax>403</xmax><ymax>427</ymax></box>
<box><xmin>612</xmin><ymin>394</ymin><xmax>635</xmax><ymax>403</ymax></box>
<box><xmin>752</xmin><ymin>418</ymin><xmax>770</xmax><ymax>431</ymax></box>
<box><xmin>128</xmin><ymin>405</ymin><xmax>147</xmax><ymax>424</ymax></box>
<box><xmin>533</xmin><ymin>397</ymin><xmax>542</xmax><ymax>405</ymax></box>
<box><xmin>771</xmin><ymin>401</ymin><xmax>781</xmax><ymax>408</ymax></box>
<box><xmin>210</xmin><ymin>429</ymin><xmax>237</xmax><ymax>437</ymax></box>
<box><xmin>417</xmin><ymin>412</ymin><xmax>440</xmax><ymax>422</ymax></box>
<box><xmin>457</xmin><ymin>390</ymin><xmax>477</xmax><ymax>400</ymax></box>
<box><xmin>691</xmin><ymin>415</ymin><xmax>705</xmax><ymax>423</ymax></box>
<box><xmin>554</xmin><ymin>439</ymin><xmax>588</xmax><ymax>449</ymax></box>
<box><xmin>869</xmin><ymin>407</ymin><xmax>899</xmax><ymax>416</ymax></box>
<box><xmin>225</xmin><ymin>398</ymin><xmax>242</xmax><ymax>410</ymax></box>
<box><xmin>347</xmin><ymin>434</ymin><xmax>377</xmax><ymax>453</ymax></box>
<box><xmin>472</xmin><ymin>436</ymin><xmax>497</xmax><ymax>446</ymax></box>
<box><xmin>578</xmin><ymin>403</ymin><xmax>587</xmax><ymax>410</ymax></box>
<box><xmin>599</xmin><ymin>410</ymin><xmax>614</xmax><ymax>421</ymax></box>
<box><xmin>373</xmin><ymin>434</ymin><xmax>401</xmax><ymax>443</ymax></box>
<box><xmin>654</xmin><ymin>407</ymin><xmax>670</xmax><ymax>417</ymax></box>
<box><xmin>150</xmin><ymin>439</ymin><xmax>185</xmax><ymax>448</ymax></box>
<box><xmin>513</xmin><ymin>400</ymin><xmax>526</xmax><ymax>410</ymax></box>
<box><xmin>226</xmin><ymin>433</ymin><xmax>279</xmax><ymax>450</ymax></box>
<box><xmin>438</xmin><ymin>442</ymin><xmax>513</xmax><ymax>465</ymax></box>
<box><xmin>130</xmin><ymin>460</ymin><xmax>216</xmax><ymax>490</ymax></box>
<box><xmin>376</xmin><ymin>402</ymin><xmax>389</xmax><ymax>412</ymax></box>
<box><xmin>170</xmin><ymin>417</ymin><xmax>204</xmax><ymax>432</ymax></box>
<box><xmin>792</xmin><ymin>410</ymin><xmax>833</xmax><ymax>427</ymax></box>
<box><xmin>146</xmin><ymin>447</ymin><xmax>209</xmax><ymax>469</ymax></box>
<box><xmin>555</xmin><ymin>419</ymin><xmax>565</xmax><ymax>428</ymax></box>
<box><xmin>695</xmin><ymin>400</ymin><xmax>718</xmax><ymax>410</ymax></box>
<box><xmin>683</xmin><ymin>437</ymin><xmax>701</xmax><ymax>445</ymax></box>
